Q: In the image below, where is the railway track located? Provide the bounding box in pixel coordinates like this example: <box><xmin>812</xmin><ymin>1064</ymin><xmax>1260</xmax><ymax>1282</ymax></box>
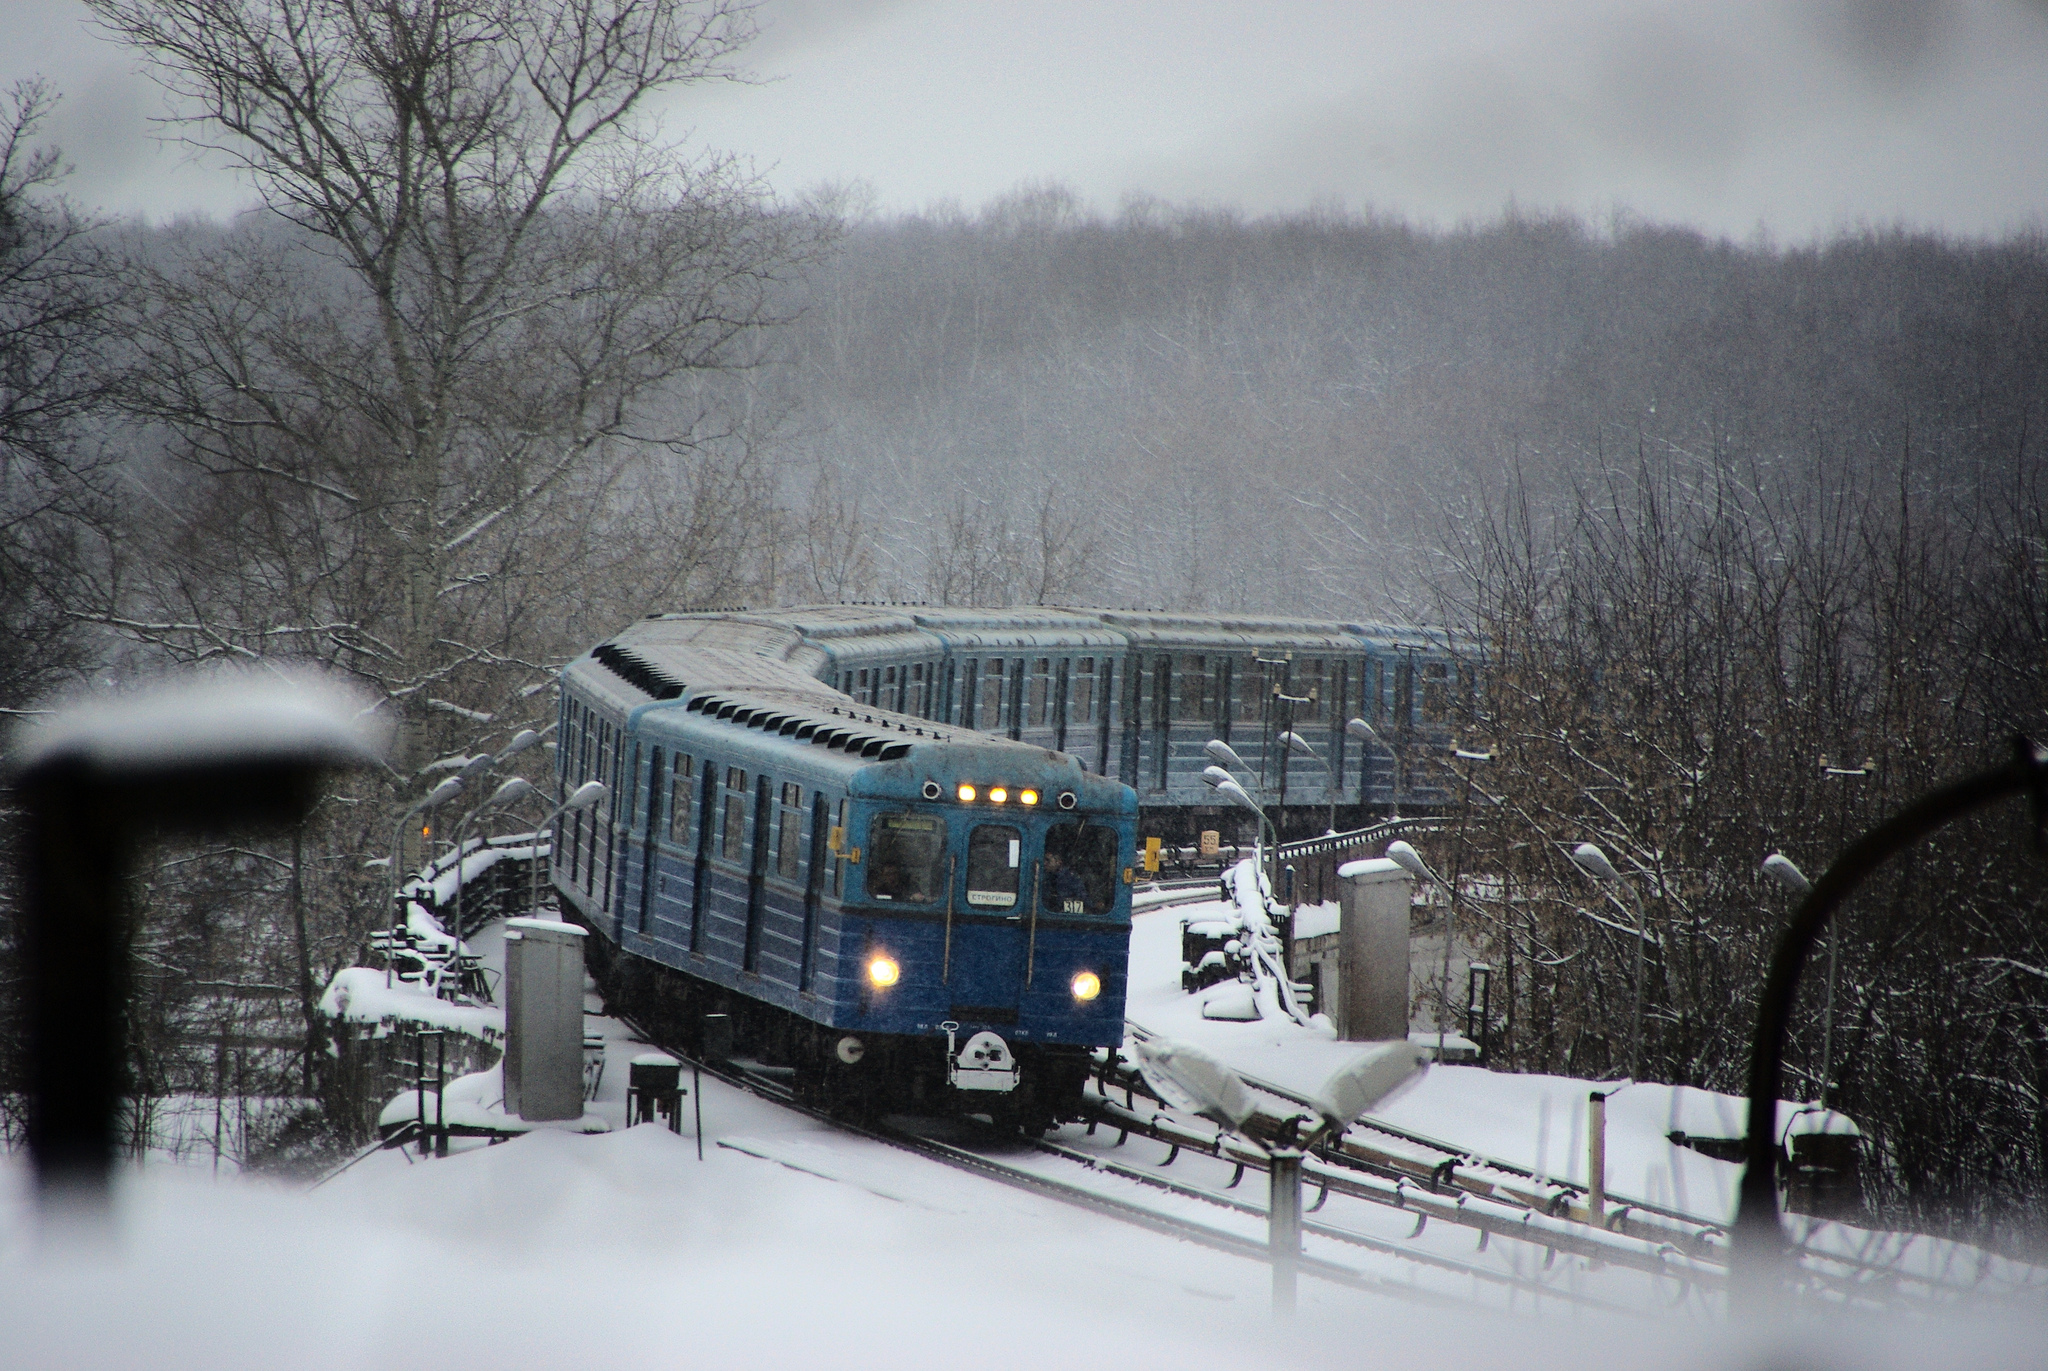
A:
<box><xmin>615</xmin><ymin>1019</ymin><xmax>1698</xmax><ymax>1318</ymax></box>
<box><xmin>1099</xmin><ymin>1037</ymin><xmax>2048</xmax><ymax>1311</ymax></box>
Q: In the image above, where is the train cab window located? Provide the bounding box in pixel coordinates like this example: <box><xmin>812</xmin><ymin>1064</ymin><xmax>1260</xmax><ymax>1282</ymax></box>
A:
<box><xmin>909</xmin><ymin>663</ymin><xmax>929</xmax><ymax>717</ymax></box>
<box><xmin>668</xmin><ymin>756</ymin><xmax>695</xmax><ymax>843</ymax></box>
<box><xmin>866</xmin><ymin>813</ymin><xmax>945</xmax><ymax>904</ymax></box>
<box><xmin>722</xmin><ymin>767</ymin><xmax>748</xmax><ymax>857</ymax></box>
<box><xmin>1072</xmin><ymin>659</ymin><xmax>1095</xmax><ymax>723</ymax></box>
<box><xmin>776</xmin><ymin>782</ymin><xmax>804</xmax><ymax>879</ymax></box>
<box><xmin>1042</xmin><ymin>822</ymin><xmax>1119</xmax><ymax>916</ymax></box>
<box><xmin>965</xmin><ymin>825</ymin><xmax>1022</xmax><ymax>908</ymax></box>
<box><xmin>1027</xmin><ymin>659</ymin><xmax>1052</xmax><ymax>726</ymax></box>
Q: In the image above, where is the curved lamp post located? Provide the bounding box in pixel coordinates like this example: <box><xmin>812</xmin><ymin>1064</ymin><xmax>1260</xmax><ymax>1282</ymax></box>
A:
<box><xmin>387</xmin><ymin>776</ymin><xmax>466</xmax><ymax>932</ymax></box>
<box><xmin>1385</xmin><ymin>839</ymin><xmax>1462</xmax><ymax>1062</ymax></box>
<box><xmin>1214</xmin><ymin>777</ymin><xmax>1279</xmax><ymax>889</ymax></box>
<box><xmin>1569</xmin><ymin>841</ymin><xmax>1648</xmax><ymax>1081</ymax></box>
<box><xmin>449</xmin><ymin>777</ymin><xmax>536</xmax><ymax>943</ymax></box>
<box><xmin>1730</xmin><ymin>738</ymin><xmax>2047</xmax><ymax>1311</ymax></box>
<box><xmin>524</xmin><ymin>780</ymin><xmax>609</xmax><ymax>918</ymax></box>
<box><xmin>1346</xmin><ymin>718</ymin><xmax>1401</xmax><ymax>817</ymax></box>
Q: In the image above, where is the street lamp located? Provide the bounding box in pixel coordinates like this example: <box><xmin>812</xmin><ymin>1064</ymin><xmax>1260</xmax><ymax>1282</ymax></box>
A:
<box><xmin>1214</xmin><ymin>778</ymin><xmax>1278</xmax><ymax>888</ymax></box>
<box><xmin>1569</xmin><ymin>841</ymin><xmax>1648</xmax><ymax>1080</ymax></box>
<box><xmin>1385</xmin><ymin>839</ymin><xmax>1459</xmax><ymax>1062</ymax></box>
<box><xmin>446</xmin><ymin>777</ymin><xmax>538</xmax><ymax>944</ymax></box>
<box><xmin>388</xmin><ymin>776</ymin><xmax>466</xmax><ymax>934</ymax></box>
<box><xmin>524</xmin><ymin>780</ymin><xmax>609</xmax><ymax>919</ymax></box>
<box><xmin>1762</xmin><ymin>850</ymin><xmax>1849</xmax><ymax>1108</ymax></box>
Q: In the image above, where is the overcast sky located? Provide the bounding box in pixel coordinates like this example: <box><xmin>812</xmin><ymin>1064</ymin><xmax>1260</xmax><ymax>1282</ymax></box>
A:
<box><xmin>4</xmin><ymin>0</ymin><xmax>2045</xmax><ymax>240</ymax></box>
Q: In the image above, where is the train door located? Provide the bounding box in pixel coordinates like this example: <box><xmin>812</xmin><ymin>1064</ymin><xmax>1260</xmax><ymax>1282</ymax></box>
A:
<box><xmin>947</xmin><ymin>820</ymin><xmax>1035</xmax><ymax>1023</ymax></box>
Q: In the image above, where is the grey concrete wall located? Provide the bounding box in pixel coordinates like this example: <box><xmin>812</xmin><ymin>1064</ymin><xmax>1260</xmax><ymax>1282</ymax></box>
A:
<box><xmin>1337</xmin><ymin>858</ymin><xmax>1414</xmax><ymax>1041</ymax></box>
<box><xmin>503</xmin><ymin>917</ymin><xmax>588</xmax><ymax>1122</ymax></box>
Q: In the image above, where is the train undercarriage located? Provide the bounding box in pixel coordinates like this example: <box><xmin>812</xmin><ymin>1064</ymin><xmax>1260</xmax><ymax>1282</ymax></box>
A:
<box><xmin>580</xmin><ymin>926</ymin><xmax>1095</xmax><ymax>1135</ymax></box>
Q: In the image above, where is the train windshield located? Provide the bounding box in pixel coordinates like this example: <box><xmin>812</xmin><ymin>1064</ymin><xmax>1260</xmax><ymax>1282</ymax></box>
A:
<box><xmin>1041</xmin><ymin>821</ymin><xmax>1119</xmax><ymax>916</ymax></box>
<box><xmin>965</xmin><ymin>825</ymin><xmax>1021</xmax><ymax>907</ymax></box>
<box><xmin>867</xmin><ymin>812</ymin><xmax>946</xmax><ymax>904</ymax></box>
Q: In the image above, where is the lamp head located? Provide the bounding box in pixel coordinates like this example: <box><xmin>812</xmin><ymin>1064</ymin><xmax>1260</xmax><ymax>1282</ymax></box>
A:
<box><xmin>1385</xmin><ymin>840</ymin><xmax>1428</xmax><ymax>880</ymax></box>
<box><xmin>1215</xmin><ymin>779</ymin><xmax>1262</xmax><ymax>816</ymax></box>
<box><xmin>1345</xmin><ymin>718</ymin><xmax>1377</xmax><ymax>743</ymax></box>
<box><xmin>498</xmin><ymin>728</ymin><xmax>541</xmax><ymax>759</ymax></box>
<box><xmin>1279</xmin><ymin>730</ymin><xmax>1317</xmax><ymax>758</ymax></box>
<box><xmin>489</xmin><ymin>776</ymin><xmax>534</xmax><ymax>807</ymax></box>
<box><xmin>1200</xmin><ymin>764</ymin><xmax>1233</xmax><ymax>789</ymax></box>
<box><xmin>567</xmin><ymin>780</ymin><xmax>608</xmax><ymax>811</ymax></box>
<box><xmin>420</xmin><ymin>776</ymin><xmax>465</xmax><ymax>810</ymax></box>
<box><xmin>1203</xmin><ymin>739</ymin><xmax>1247</xmax><ymax>772</ymax></box>
<box><xmin>1570</xmin><ymin>842</ymin><xmax>1620</xmax><ymax>883</ymax></box>
<box><xmin>1762</xmin><ymin>852</ymin><xmax>1811</xmax><ymax>894</ymax></box>
<box><xmin>456</xmin><ymin>753</ymin><xmax>493</xmax><ymax>784</ymax></box>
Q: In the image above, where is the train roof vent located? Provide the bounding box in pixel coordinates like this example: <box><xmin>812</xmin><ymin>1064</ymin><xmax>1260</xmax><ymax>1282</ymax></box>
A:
<box><xmin>591</xmin><ymin>643</ymin><xmax>684</xmax><ymax>700</ymax></box>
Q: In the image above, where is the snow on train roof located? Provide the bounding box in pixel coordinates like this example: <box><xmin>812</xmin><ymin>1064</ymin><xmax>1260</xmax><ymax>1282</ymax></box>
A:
<box><xmin>570</xmin><ymin>606</ymin><xmax>1474</xmax><ymax>725</ymax></box>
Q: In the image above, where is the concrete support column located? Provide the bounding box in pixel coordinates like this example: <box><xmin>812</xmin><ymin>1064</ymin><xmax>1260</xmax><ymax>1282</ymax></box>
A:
<box><xmin>1335</xmin><ymin>857</ymin><xmax>1414</xmax><ymax>1041</ymax></box>
<box><xmin>503</xmin><ymin>917</ymin><xmax>588</xmax><ymax>1121</ymax></box>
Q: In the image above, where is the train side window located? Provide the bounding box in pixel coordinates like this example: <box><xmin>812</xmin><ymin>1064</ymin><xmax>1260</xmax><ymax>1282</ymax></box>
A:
<box><xmin>1421</xmin><ymin>661</ymin><xmax>1448</xmax><ymax>722</ymax></box>
<box><xmin>1233</xmin><ymin>658</ymin><xmax>1263</xmax><ymax>722</ymax></box>
<box><xmin>978</xmin><ymin>660</ymin><xmax>1004</xmax><ymax>731</ymax></box>
<box><xmin>965</xmin><ymin>825</ymin><xmax>1022</xmax><ymax>908</ymax></box>
<box><xmin>1300</xmin><ymin>660</ymin><xmax>1324</xmax><ymax>719</ymax></box>
<box><xmin>1026</xmin><ymin>659</ymin><xmax>1050</xmax><ymax>726</ymax></box>
<box><xmin>722</xmin><ymin>766</ymin><xmax>748</xmax><ymax>857</ymax></box>
<box><xmin>866</xmin><ymin>813</ymin><xmax>945</xmax><ymax>904</ymax></box>
<box><xmin>1395</xmin><ymin>659</ymin><xmax>1414</xmax><ymax>725</ymax></box>
<box><xmin>1042</xmin><ymin>822</ymin><xmax>1118</xmax><ymax>916</ymax></box>
<box><xmin>1071</xmin><ymin>658</ymin><xmax>1095</xmax><ymax>723</ymax></box>
<box><xmin>960</xmin><ymin>661</ymin><xmax>978</xmax><ymax>727</ymax></box>
<box><xmin>882</xmin><ymin>665</ymin><xmax>899</xmax><ymax>712</ymax></box>
<box><xmin>776</xmin><ymin>782</ymin><xmax>804</xmax><ymax>879</ymax></box>
<box><xmin>668</xmin><ymin>755</ymin><xmax>695</xmax><ymax>843</ymax></box>
<box><xmin>1175</xmin><ymin>654</ymin><xmax>1209</xmax><ymax>721</ymax></box>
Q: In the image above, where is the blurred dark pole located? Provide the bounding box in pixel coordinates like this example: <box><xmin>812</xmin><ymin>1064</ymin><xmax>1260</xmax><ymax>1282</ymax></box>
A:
<box><xmin>11</xmin><ymin>682</ymin><xmax>379</xmax><ymax>1216</ymax></box>
<box><xmin>1731</xmin><ymin>737</ymin><xmax>2045</xmax><ymax>1313</ymax></box>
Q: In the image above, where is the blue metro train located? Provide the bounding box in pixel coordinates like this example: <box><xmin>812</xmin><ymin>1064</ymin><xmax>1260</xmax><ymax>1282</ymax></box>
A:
<box><xmin>554</xmin><ymin>613</ymin><xmax>1137</xmax><ymax>1127</ymax></box>
<box><xmin>552</xmin><ymin>605</ymin><xmax>1468</xmax><ymax>1124</ymax></box>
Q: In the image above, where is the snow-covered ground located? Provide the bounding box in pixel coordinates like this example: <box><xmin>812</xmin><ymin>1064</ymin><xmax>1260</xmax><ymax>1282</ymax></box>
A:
<box><xmin>3</xmin><ymin>901</ymin><xmax>2045</xmax><ymax>1366</ymax></box>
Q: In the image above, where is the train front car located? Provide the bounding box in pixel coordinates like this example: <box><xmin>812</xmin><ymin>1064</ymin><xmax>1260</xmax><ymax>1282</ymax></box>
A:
<box><xmin>837</xmin><ymin>741</ymin><xmax>1134</xmax><ymax>1131</ymax></box>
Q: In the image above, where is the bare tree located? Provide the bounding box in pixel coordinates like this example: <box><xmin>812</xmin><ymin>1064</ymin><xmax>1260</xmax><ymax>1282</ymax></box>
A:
<box><xmin>88</xmin><ymin>0</ymin><xmax>822</xmax><ymax>770</ymax></box>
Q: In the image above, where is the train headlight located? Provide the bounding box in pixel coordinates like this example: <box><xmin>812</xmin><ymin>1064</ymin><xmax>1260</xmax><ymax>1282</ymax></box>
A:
<box><xmin>867</xmin><ymin>955</ymin><xmax>901</xmax><ymax>988</ymax></box>
<box><xmin>957</xmin><ymin>783</ymin><xmax>977</xmax><ymax>803</ymax></box>
<box><xmin>1020</xmin><ymin>789</ymin><xmax>1039</xmax><ymax>805</ymax></box>
<box><xmin>989</xmin><ymin>786</ymin><xmax>1008</xmax><ymax>804</ymax></box>
<box><xmin>1071</xmin><ymin>970</ymin><xmax>1102</xmax><ymax>1002</ymax></box>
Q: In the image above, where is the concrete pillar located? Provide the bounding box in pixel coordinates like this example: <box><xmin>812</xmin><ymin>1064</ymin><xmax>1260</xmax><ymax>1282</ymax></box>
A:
<box><xmin>503</xmin><ymin>917</ymin><xmax>588</xmax><ymax>1122</ymax></box>
<box><xmin>1335</xmin><ymin>857</ymin><xmax>1414</xmax><ymax>1041</ymax></box>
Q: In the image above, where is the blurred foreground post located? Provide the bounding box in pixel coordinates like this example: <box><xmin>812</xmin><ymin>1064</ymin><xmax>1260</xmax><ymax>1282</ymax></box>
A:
<box><xmin>1268</xmin><ymin>1145</ymin><xmax>1303</xmax><ymax>1317</ymax></box>
<box><xmin>1731</xmin><ymin>737</ymin><xmax>2046</xmax><ymax>1313</ymax></box>
<box><xmin>9</xmin><ymin>671</ymin><xmax>382</xmax><ymax>1217</ymax></box>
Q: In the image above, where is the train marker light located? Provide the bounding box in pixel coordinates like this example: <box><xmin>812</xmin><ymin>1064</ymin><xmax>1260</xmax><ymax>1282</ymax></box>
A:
<box><xmin>1071</xmin><ymin>970</ymin><xmax>1102</xmax><ymax>1002</ymax></box>
<box><xmin>1020</xmin><ymin>789</ymin><xmax>1040</xmax><ymax>806</ymax></box>
<box><xmin>867</xmin><ymin>955</ymin><xmax>900</xmax><ymax>988</ymax></box>
<box><xmin>957</xmin><ymin>783</ymin><xmax>977</xmax><ymax>803</ymax></box>
<box><xmin>990</xmin><ymin>786</ymin><xmax>1009</xmax><ymax>804</ymax></box>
